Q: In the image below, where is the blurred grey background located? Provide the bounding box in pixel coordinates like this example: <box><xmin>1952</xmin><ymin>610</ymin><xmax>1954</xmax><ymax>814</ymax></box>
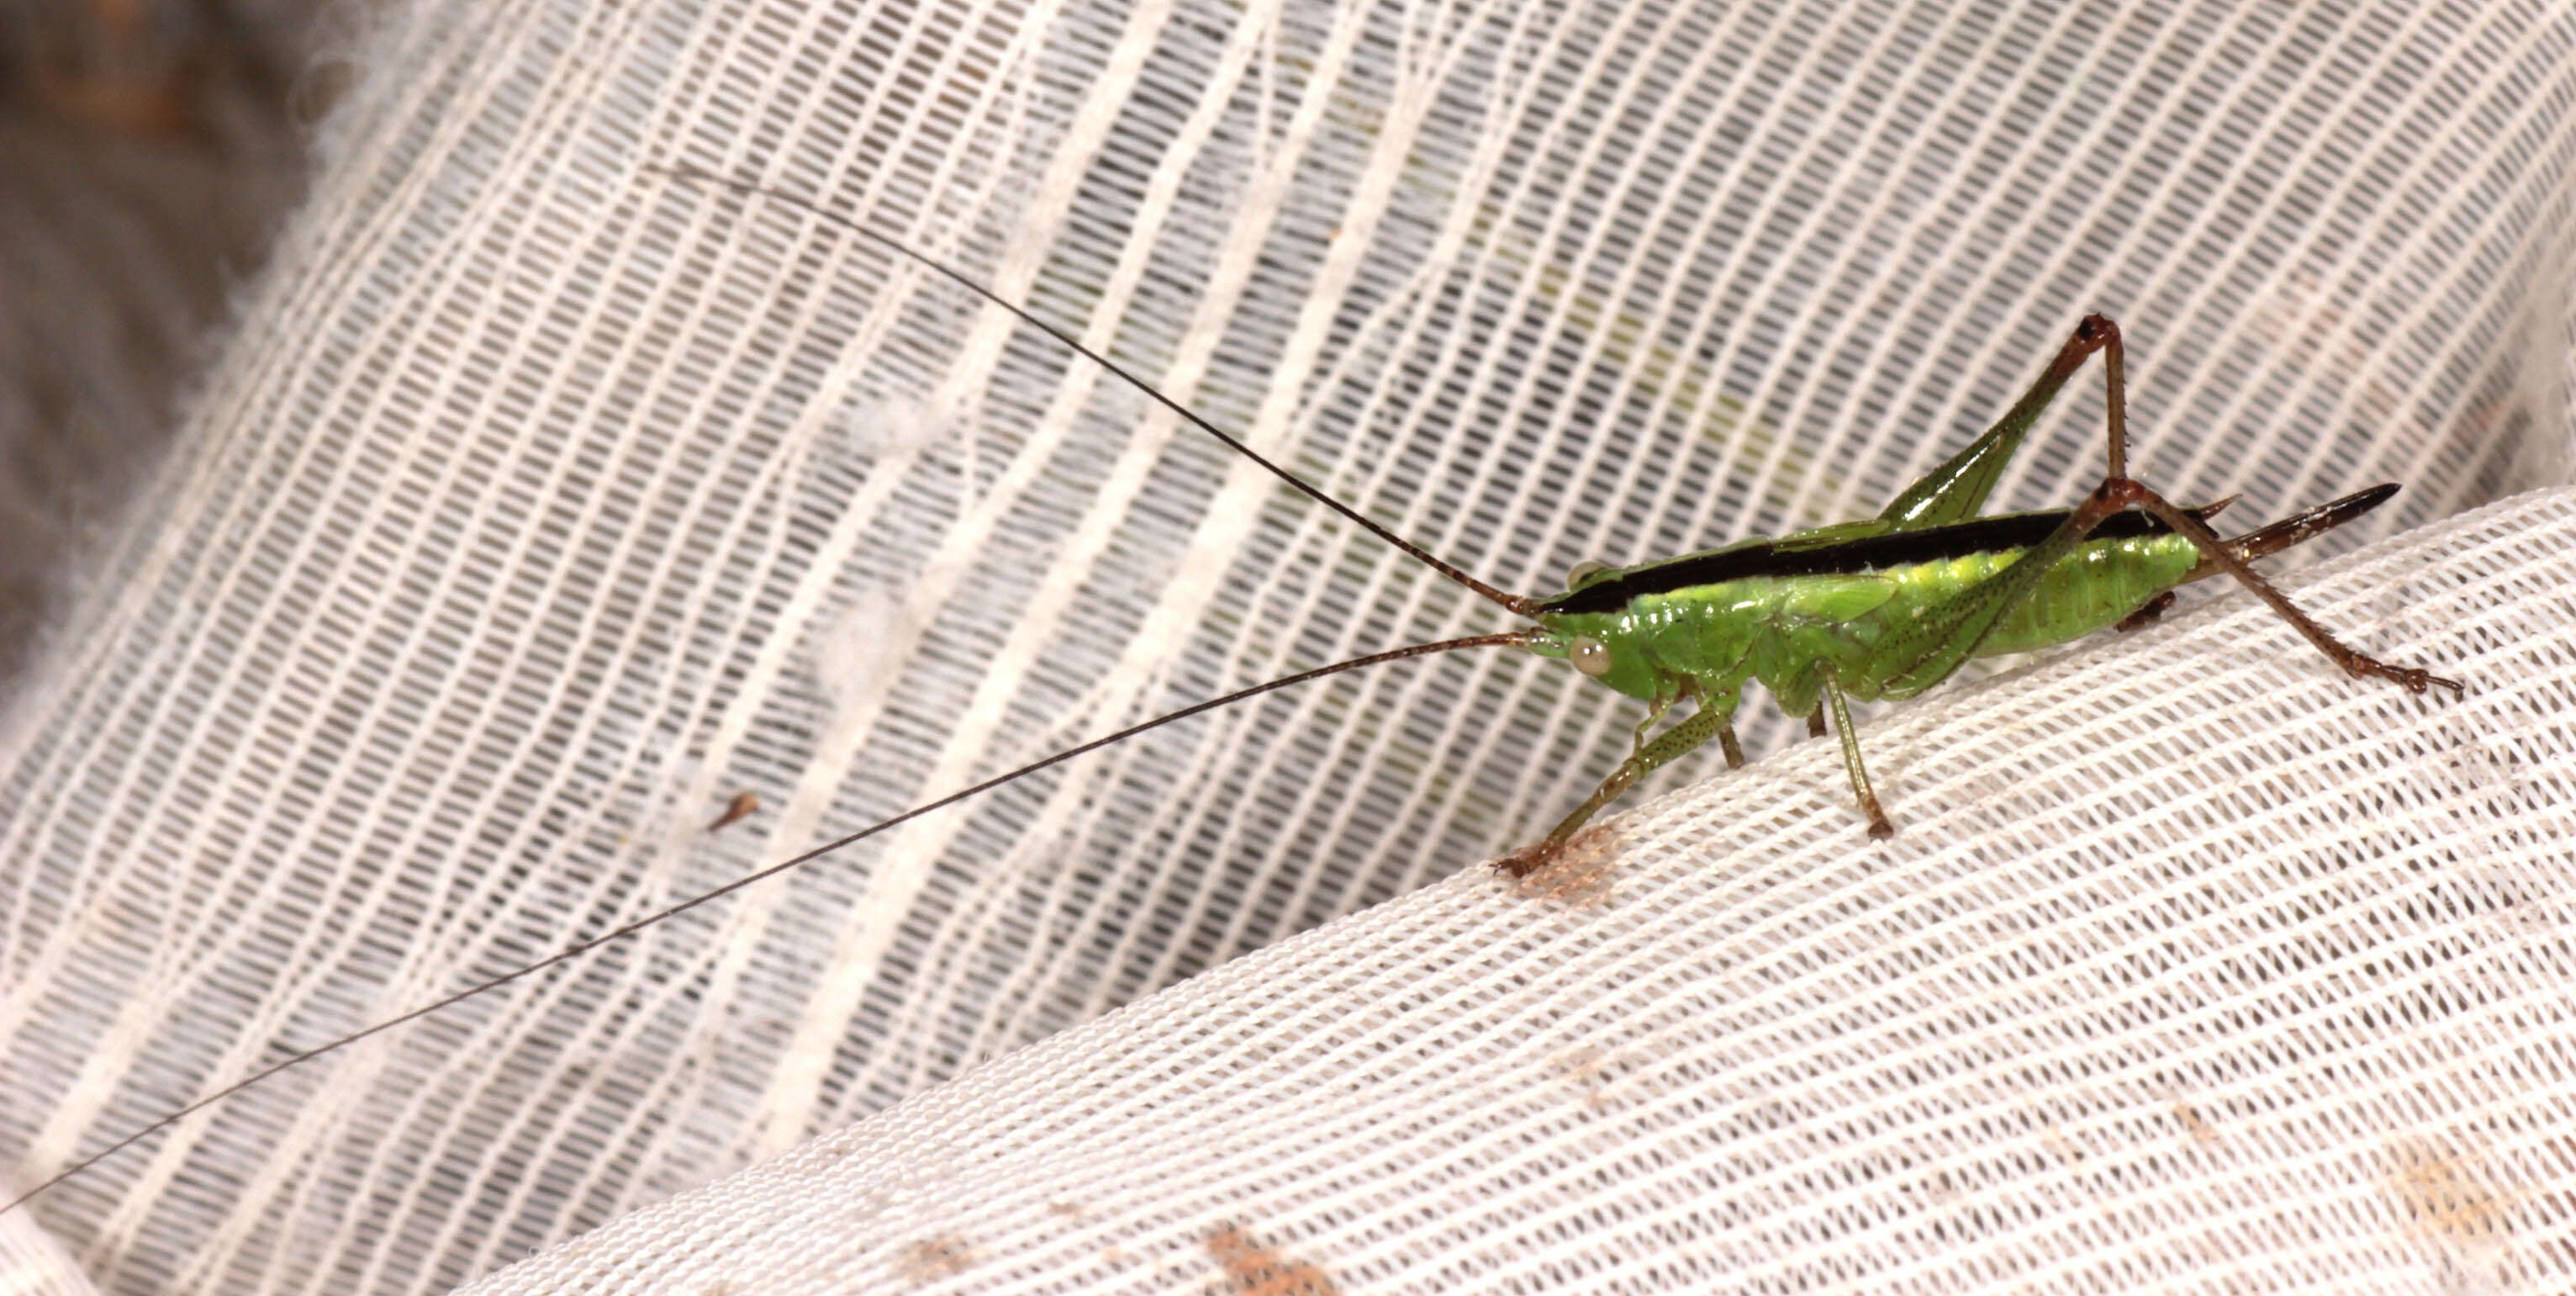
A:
<box><xmin>0</xmin><ymin>0</ymin><xmax>326</xmax><ymax>685</ymax></box>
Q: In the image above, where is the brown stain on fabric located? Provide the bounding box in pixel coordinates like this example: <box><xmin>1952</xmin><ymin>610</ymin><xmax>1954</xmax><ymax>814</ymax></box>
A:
<box><xmin>2389</xmin><ymin>1141</ymin><xmax>2511</xmax><ymax>1245</ymax></box>
<box><xmin>1206</xmin><ymin>1224</ymin><xmax>1340</xmax><ymax>1296</ymax></box>
<box><xmin>2168</xmin><ymin>1095</ymin><xmax>2218</xmax><ymax>1145</ymax></box>
<box><xmin>897</xmin><ymin>1235</ymin><xmax>975</xmax><ymax>1283</ymax></box>
<box><xmin>1501</xmin><ymin>827</ymin><xmax>1623</xmax><ymax>906</ymax></box>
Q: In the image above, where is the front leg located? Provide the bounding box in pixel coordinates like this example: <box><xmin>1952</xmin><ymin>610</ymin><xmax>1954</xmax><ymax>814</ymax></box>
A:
<box><xmin>1499</xmin><ymin>684</ymin><xmax>1739</xmax><ymax>879</ymax></box>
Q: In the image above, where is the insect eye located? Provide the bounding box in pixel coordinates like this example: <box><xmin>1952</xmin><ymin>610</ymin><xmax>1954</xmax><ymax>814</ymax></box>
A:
<box><xmin>1565</xmin><ymin>559</ymin><xmax>1610</xmax><ymax>589</ymax></box>
<box><xmin>1570</xmin><ymin>636</ymin><xmax>1612</xmax><ymax>678</ymax></box>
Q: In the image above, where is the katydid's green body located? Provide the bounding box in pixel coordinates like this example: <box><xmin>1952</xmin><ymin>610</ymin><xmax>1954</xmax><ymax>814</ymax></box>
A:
<box><xmin>1533</xmin><ymin>516</ymin><xmax>2204</xmax><ymax>716</ymax></box>
<box><xmin>1497</xmin><ymin>314</ymin><xmax>2457</xmax><ymax>870</ymax></box>
<box><xmin>8</xmin><ymin>180</ymin><xmax>2472</xmax><ymax>1214</ymax></box>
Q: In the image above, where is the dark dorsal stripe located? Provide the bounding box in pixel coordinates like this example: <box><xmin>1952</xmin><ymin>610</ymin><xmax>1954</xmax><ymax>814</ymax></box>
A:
<box><xmin>1539</xmin><ymin>507</ymin><xmax>2205</xmax><ymax>616</ymax></box>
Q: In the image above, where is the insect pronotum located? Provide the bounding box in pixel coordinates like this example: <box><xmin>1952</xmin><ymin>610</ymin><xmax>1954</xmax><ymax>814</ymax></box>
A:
<box><xmin>5</xmin><ymin>167</ymin><xmax>2464</xmax><ymax>1213</ymax></box>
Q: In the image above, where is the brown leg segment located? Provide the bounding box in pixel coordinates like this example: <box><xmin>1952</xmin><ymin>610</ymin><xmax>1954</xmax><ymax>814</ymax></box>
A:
<box><xmin>2113</xmin><ymin>590</ymin><xmax>2177</xmax><ymax>632</ymax></box>
<box><xmin>2112</xmin><ymin>480</ymin><xmax>2461</xmax><ymax>692</ymax></box>
<box><xmin>2083</xmin><ymin>317</ymin><xmax>2460</xmax><ymax>696</ymax></box>
<box><xmin>1718</xmin><ymin>721</ymin><xmax>1748</xmax><ymax>770</ymax></box>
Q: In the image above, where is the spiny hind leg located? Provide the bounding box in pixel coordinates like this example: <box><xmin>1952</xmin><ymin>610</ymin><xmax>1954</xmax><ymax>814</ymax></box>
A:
<box><xmin>1899</xmin><ymin>318</ymin><xmax>2457</xmax><ymax>696</ymax></box>
<box><xmin>2109</xmin><ymin>480</ymin><xmax>2461</xmax><ymax>694</ymax></box>
<box><xmin>1500</xmin><ymin>686</ymin><xmax>1739</xmax><ymax>880</ymax></box>
<box><xmin>1875</xmin><ymin>315</ymin><xmax>2115</xmax><ymax>528</ymax></box>
<box><xmin>2077</xmin><ymin>317</ymin><xmax>2461</xmax><ymax>696</ymax></box>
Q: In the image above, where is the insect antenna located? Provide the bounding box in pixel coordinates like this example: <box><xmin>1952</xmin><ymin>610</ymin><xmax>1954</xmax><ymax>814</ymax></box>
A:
<box><xmin>6</xmin><ymin>627</ymin><xmax>1533</xmax><ymax>1213</ymax></box>
<box><xmin>14</xmin><ymin>172</ymin><xmax>1560</xmax><ymax>1211</ymax></box>
<box><xmin>649</xmin><ymin>163</ymin><xmax>1544</xmax><ymax>618</ymax></box>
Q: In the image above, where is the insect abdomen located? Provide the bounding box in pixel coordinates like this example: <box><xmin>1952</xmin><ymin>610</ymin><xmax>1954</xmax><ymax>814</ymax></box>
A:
<box><xmin>1752</xmin><ymin>533</ymin><xmax>2199</xmax><ymax>709</ymax></box>
<box><xmin>1972</xmin><ymin>533</ymin><xmax>2201</xmax><ymax>656</ymax></box>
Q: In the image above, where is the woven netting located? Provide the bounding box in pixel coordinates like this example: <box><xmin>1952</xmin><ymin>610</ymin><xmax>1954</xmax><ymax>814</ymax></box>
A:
<box><xmin>3</xmin><ymin>0</ymin><xmax>2572</xmax><ymax>1292</ymax></box>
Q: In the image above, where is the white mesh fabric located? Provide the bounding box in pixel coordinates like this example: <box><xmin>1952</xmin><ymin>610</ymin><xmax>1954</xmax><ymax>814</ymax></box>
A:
<box><xmin>2</xmin><ymin>0</ymin><xmax>2570</xmax><ymax>1293</ymax></box>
